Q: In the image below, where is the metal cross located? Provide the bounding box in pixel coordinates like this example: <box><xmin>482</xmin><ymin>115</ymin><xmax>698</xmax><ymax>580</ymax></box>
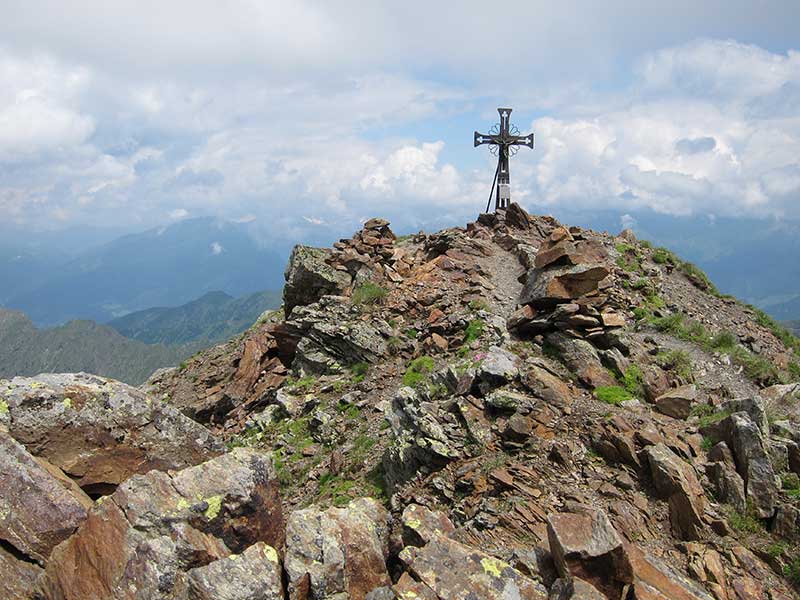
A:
<box><xmin>474</xmin><ymin>107</ymin><xmax>534</xmax><ymax>211</ymax></box>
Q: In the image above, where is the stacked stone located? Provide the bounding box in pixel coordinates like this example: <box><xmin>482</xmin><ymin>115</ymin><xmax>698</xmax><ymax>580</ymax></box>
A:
<box><xmin>329</xmin><ymin>217</ymin><xmax>412</xmax><ymax>283</ymax></box>
<box><xmin>507</xmin><ymin>225</ymin><xmax>627</xmax><ymax>343</ymax></box>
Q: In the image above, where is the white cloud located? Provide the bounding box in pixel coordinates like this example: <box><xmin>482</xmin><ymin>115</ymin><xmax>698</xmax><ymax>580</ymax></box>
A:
<box><xmin>210</xmin><ymin>242</ymin><xmax>224</xmax><ymax>255</ymax></box>
<box><xmin>169</xmin><ymin>208</ymin><xmax>189</xmax><ymax>219</ymax></box>
<box><xmin>525</xmin><ymin>40</ymin><xmax>800</xmax><ymax>219</ymax></box>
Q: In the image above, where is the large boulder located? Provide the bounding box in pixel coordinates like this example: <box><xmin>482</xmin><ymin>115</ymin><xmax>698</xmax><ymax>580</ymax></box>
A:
<box><xmin>547</xmin><ymin>508</ymin><xmax>632</xmax><ymax>598</ymax></box>
<box><xmin>0</xmin><ymin>432</ymin><xmax>92</xmax><ymax>563</ymax></box>
<box><xmin>645</xmin><ymin>443</ymin><xmax>706</xmax><ymax>540</ymax></box>
<box><xmin>383</xmin><ymin>387</ymin><xmax>467</xmax><ymax>488</ymax></box>
<box><xmin>286</xmin><ymin>296</ymin><xmax>388</xmax><ymax>375</ymax></box>
<box><xmin>186</xmin><ymin>542</ymin><xmax>283</xmax><ymax>600</ymax></box>
<box><xmin>399</xmin><ymin>534</ymin><xmax>548</xmax><ymax>600</ymax></box>
<box><xmin>38</xmin><ymin>448</ymin><xmax>284</xmax><ymax>600</ymax></box>
<box><xmin>0</xmin><ymin>546</ymin><xmax>42</xmax><ymax>600</ymax></box>
<box><xmin>520</xmin><ymin>264</ymin><xmax>610</xmax><ymax>308</ymax></box>
<box><xmin>284</xmin><ymin>245</ymin><xmax>352</xmax><ymax>317</ymax></box>
<box><xmin>654</xmin><ymin>384</ymin><xmax>698</xmax><ymax>420</ymax></box>
<box><xmin>714</xmin><ymin>412</ymin><xmax>779</xmax><ymax>518</ymax></box>
<box><xmin>2</xmin><ymin>373</ymin><xmax>223</xmax><ymax>494</ymax></box>
<box><xmin>284</xmin><ymin>498</ymin><xmax>391</xmax><ymax>600</ymax></box>
<box><xmin>544</xmin><ymin>332</ymin><xmax>617</xmax><ymax>389</ymax></box>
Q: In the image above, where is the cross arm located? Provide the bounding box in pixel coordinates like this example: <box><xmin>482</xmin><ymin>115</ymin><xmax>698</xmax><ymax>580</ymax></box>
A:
<box><xmin>508</xmin><ymin>133</ymin><xmax>534</xmax><ymax>149</ymax></box>
<box><xmin>474</xmin><ymin>131</ymin><xmax>501</xmax><ymax>147</ymax></box>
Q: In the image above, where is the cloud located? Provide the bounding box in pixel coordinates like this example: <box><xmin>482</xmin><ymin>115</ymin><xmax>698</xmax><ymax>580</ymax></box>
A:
<box><xmin>210</xmin><ymin>242</ymin><xmax>224</xmax><ymax>255</ymax></box>
<box><xmin>169</xmin><ymin>208</ymin><xmax>189</xmax><ymax>219</ymax></box>
<box><xmin>525</xmin><ymin>40</ymin><xmax>800</xmax><ymax>219</ymax></box>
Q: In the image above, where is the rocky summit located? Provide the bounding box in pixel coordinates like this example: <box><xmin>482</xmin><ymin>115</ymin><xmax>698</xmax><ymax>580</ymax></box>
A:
<box><xmin>2</xmin><ymin>203</ymin><xmax>800</xmax><ymax>599</ymax></box>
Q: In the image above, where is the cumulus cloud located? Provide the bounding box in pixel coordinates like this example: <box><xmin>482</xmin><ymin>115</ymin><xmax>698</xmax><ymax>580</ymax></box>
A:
<box><xmin>526</xmin><ymin>40</ymin><xmax>800</xmax><ymax>219</ymax></box>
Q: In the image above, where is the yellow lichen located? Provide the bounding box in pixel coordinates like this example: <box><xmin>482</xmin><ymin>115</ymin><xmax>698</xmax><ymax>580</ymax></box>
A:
<box><xmin>405</xmin><ymin>518</ymin><xmax>422</xmax><ymax>530</ymax></box>
<box><xmin>204</xmin><ymin>495</ymin><xmax>223</xmax><ymax>520</ymax></box>
<box><xmin>263</xmin><ymin>545</ymin><xmax>279</xmax><ymax>563</ymax></box>
<box><xmin>481</xmin><ymin>556</ymin><xmax>507</xmax><ymax>578</ymax></box>
<box><xmin>62</xmin><ymin>397</ymin><xmax>72</xmax><ymax>409</ymax></box>
<box><xmin>400</xmin><ymin>591</ymin><xmax>419</xmax><ymax>599</ymax></box>
<box><xmin>176</xmin><ymin>498</ymin><xmax>191</xmax><ymax>511</ymax></box>
<box><xmin>0</xmin><ymin>399</ymin><xmax>8</xmax><ymax>414</ymax></box>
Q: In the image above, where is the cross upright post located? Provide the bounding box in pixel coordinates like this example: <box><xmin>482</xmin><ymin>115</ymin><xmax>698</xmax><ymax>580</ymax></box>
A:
<box><xmin>474</xmin><ymin>107</ymin><xmax>534</xmax><ymax>211</ymax></box>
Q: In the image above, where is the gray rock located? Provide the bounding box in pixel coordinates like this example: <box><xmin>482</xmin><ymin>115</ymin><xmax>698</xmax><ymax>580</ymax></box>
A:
<box><xmin>285</xmin><ymin>498</ymin><xmax>391</xmax><ymax>600</ymax></box>
<box><xmin>721</xmin><ymin>397</ymin><xmax>769</xmax><ymax>435</ymax></box>
<box><xmin>706</xmin><ymin>460</ymin><xmax>746</xmax><ymax>513</ymax></box>
<box><xmin>287</xmin><ymin>296</ymin><xmax>387</xmax><ymax>375</ymax></box>
<box><xmin>718</xmin><ymin>412</ymin><xmax>779</xmax><ymax>518</ymax></box>
<box><xmin>549</xmin><ymin>577</ymin><xmax>606</xmax><ymax>600</ymax></box>
<box><xmin>474</xmin><ymin>346</ymin><xmax>518</xmax><ymax>393</ymax></box>
<box><xmin>544</xmin><ymin>332</ymin><xmax>617</xmax><ymax>389</ymax></box>
<box><xmin>383</xmin><ymin>387</ymin><xmax>465</xmax><ymax>488</ymax></box>
<box><xmin>1</xmin><ymin>373</ymin><xmax>223</xmax><ymax>494</ymax></box>
<box><xmin>520</xmin><ymin>264</ymin><xmax>610</xmax><ymax>307</ymax></box>
<box><xmin>0</xmin><ymin>545</ymin><xmax>41</xmax><ymax>600</ymax></box>
<box><xmin>645</xmin><ymin>443</ymin><xmax>705</xmax><ymax>540</ymax></box>
<box><xmin>186</xmin><ymin>542</ymin><xmax>283</xmax><ymax>600</ymax></box>
<box><xmin>772</xmin><ymin>504</ymin><xmax>799</xmax><ymax>540</ymax></box>
<box><xmin>283</xmin><ymin>245</ymin><xmax>352</xmax><ymax>317</ymax></box>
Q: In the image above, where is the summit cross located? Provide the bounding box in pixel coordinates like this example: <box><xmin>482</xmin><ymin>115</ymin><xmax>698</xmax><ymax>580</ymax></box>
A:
<box><xmin>474</xmin><ymin>107</ymin><xmax>534</xmax><ymax>211</ymax></box>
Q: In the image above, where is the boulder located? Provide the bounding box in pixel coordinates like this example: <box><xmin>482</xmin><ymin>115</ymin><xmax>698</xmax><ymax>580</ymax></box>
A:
<box><xmin>186</xmin><ymin>542</ymin><xmax>283</xmax><ymax>600</ymax></box>
<box><xmin>474</xmin><ymin>346</ymin><xmax>518</xmax><ymax>393</ymax></box>
<box><xmin>624</xmin><ymin>543</ymin><xmax>714</xmax><ymax>600</ymax></box>
<box><xmin>645</xmin><ymin>443</ymin><xmax>705</xmax><ymax>540</ymax></box>
<box><xmin>2</xmin><ymin>373</ymin><xmax>223</xmax><ymax>494</ymax></box>
<box><xmin>717</xmin><ymin>412</ymin><xmax>779</xmax><ymax>518</ymax></box>
<box><xmin>0</xmin><ymin>546</ymin><xmax>42</xmax><ymax>600</ymax></box>
<box><xmin>548</xmin><ymin>578</ymin><xmax>605</xmax><ymax>599</ymax></box>
<box><xmin>286</xmin><ymin>296</ymin><xmax>387</xmax><ymax>375</ymax></box>
<box><xmin>655</xmin><ymin>384</ymin><xmax>698</xmax><ymax>420</ymax></box>
<box><xmin>400</xmin><ymin>534</ymin><xmax>548</xmax><ymax>600</ymax></box>
<box><xmin>38</xmin><ymin>448</ymin><xmax>284</xmax><ymax>600</ymax></box>
<box><xmin>0</xmin><ymin>432</ymin><xmax>92</xmax><ymax>563</ymax></box>
<box><xmin>520</xmin><ymin>264</ymin><xmax>610</xmax><ymax>307</ymax></box>
<box><xmin>547</xmin><ymin>508</ymin><xmax>632</xmax><ymax>598</ymax></box>
<box><xmin>283</xmin><ymin>245</ymin><xmax>352</xmax><ymax>316</ymax></box>
<box><xmin>383</xmin><ymin>387</ymin><xmax>466</xmax><ymax>488</ymax></box>
<box><xmin>401</xmin><ymin>504</ymin><xmax>455</xmax><ymax>547</ymax></box>
<box><xmin>520</xmin><ymin>363</ymin><xmax>574</xmax><ymax>407</ymax></box>
<box><xmin>706</xmin><ymin>460</ymin><xmax>746</xmax><ymax>514</ymax></box>
<box><xmin>284</xmin><ymin>498</ymin><xmax>391</xmax><ymax>600</ymax></box>
<box><xmin>544</xmin><ymin>332</ymin><xmax>617</xmax><ymax>389</ymax></box>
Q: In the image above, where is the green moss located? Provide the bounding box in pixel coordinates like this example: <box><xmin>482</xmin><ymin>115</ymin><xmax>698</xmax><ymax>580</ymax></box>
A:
<box><xmin>696</xmin><ymin>408</ymin><xmax>732</xmax><ymax>429</ymax></box>
<box><xmin>402</xmin><ymin>356</ymin><xmax>435</xmax><ymax>388</ymax></box>
<box><xmin>701</xmin><ymin>436</ymin><xmax>714</xmax><ymax>451</ymax></box>
<box><xmin>595</xmin><ymin>386</ymin><xmax>633</xmax><ymax>405</ymax></box>
<box><xmin>349</xmin><ymin>362</ymin><xmax>369</xmax><ymax>384</ymax></box>
<box><xmin>652</xmin><ymin>247</ymin><xmax>677</xmax><ymax>265</ymax></box>
<box><xmin>710</xmin><ymin>330</ymin><xmax>737</xmax><ymax>351</ymax></box>
<box><xmin>464</xmin><ymin>319</ymin><xmax>485</xmax><ymax>345</ymax></box>
<box><xmin>621</xmin><ymin>365</ymin><xmax>645</xmax><ymax>397</ymax></box>
<box><xmin>351</xmin><ymin>282</ymin><xmax>388</xmax><ymax>306</ymax></box>
<box><xmin>404</xmin><ymin>327</ymin><xmax>419</xmax><ymax>339</ymax></box>
<box><xmin>725</xmin><ymin>503</ymin><xmax>763</xmax><ymax>535</ymax></box>
<box><xmin>783</xmin><ymin>555</ymin><xmax>800</xmax><ymax>585</ymax></box>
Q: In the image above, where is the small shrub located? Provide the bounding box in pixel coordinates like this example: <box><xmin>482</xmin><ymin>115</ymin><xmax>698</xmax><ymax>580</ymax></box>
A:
<box><xmin>350</xmin><ymin>362</ymin><xmax>369</xmax><ymax>383</ymax></box>
<box><xmin>469</xmin><ymin>298</ymin><xmax>490</xmax><ymax>312</ymax></box>
<box><xmin>710</xmin><ymin>330</ymin><xmax>737</xmax><ymax>352</ymax></box>
<box><xmin>783</xmin><ymin>555</ymin><xmax>800</xmax><ymax>585</ymax></box>
<box><xmin>680</xmin><ymin>261</ymin><xmax>719</xmax><ymax>295</ymax></box>
<box><xmin>652</xmin><ymin>247</ymin><xmax>677</xmax><ymax>265</ymax></box>
<box><xmin>595</xmin><ymin>386</ymin><xmax>633</xmax><ymax>405</ymax></box>
<box><xmin>402</xmin><ymin>356</ymin><xmax>436</xmax><ymax>388</ymax></box>
<box><xmin>789</xmin><ymin>361</ymin><xmax>800</xmax><ymax>382</ymax></box>
<box><xmin>696</xmin><ymin>408</ymin><xmax>732</xmax><ymax>429</ymax></box>
<box><xmin>701</xmin><ymin>436</ymin><xmax>714</xmax><ymax>451</ymax></box>
<box><xmin>725</xmin><ymin>503</ymin><xmax>764</xmax><ymax>535</ymax></box>
<box><xmin>640</xmin><ymin>240</ymin><xmax>653</xmax><ymax>249</ymax></box>
<box><xmin>464</xmin><ymin>319</ymin><xmax>485</xmax><ymax>345</ymax></box>
<box><xmin>351</xmin><ymin>282</ymin><xmax>388</xmax><ymax>306</ymax></box>
<box><xmin>404</xmin><ymin>327</ymin><xmax>419</xmax><ymax>339</ymax></box>
<box><xmin>179</xmin><ymin>361</ymin><xmax>188</xmax><ymax>371</ymax></box>
<box><xmin>782</xmin><ymin>472</ymin><xmax>800</xmax><ymax>493</ymax></box>
<box><xmin>289</xmin><ymin>376</ymin><xmax>316</xmax><ymax>392</ymax></box>
<box><xmin>656</xmin><ymin>349</ymin><xmax>693</xmax><ymax>380</ymax></box>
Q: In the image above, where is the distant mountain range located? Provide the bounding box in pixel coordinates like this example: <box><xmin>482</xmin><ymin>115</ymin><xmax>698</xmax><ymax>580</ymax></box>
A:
<box><xmin>0</xmin><ymin>289</ymin><xmax>281</xmax><ymax>385</ymax></box>
<box><xmin>107</xmin><ymin>290</ymin><xmax>282</xmax><ymax>345</ymax></box>
<box><xmin>1</xmin><ymin>217</ymin><xmax>287</xmax><ymax>327</ymax></box>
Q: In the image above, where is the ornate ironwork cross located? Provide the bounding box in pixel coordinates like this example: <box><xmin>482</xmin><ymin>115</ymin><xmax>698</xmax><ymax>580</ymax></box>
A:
<box><xmin>474</xmin><ymin>107</ymin><xmax>534</xmax><ymax>211</ymax></box>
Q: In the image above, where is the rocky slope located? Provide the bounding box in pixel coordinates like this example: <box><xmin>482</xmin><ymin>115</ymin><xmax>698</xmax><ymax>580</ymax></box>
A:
<box><xmin>2</xmin><ymin>204</ymin><xmax>800</xmax><ymax>599</ymax></box>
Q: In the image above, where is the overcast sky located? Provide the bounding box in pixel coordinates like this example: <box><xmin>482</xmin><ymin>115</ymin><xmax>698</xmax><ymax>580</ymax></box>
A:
<box><xmin>1</xmin><ymin>1</ymin><xmax>799</xmax><ymax>241</ymax></box>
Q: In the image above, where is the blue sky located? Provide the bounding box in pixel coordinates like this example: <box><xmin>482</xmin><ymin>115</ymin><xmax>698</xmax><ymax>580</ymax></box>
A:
<box><xmin>1</xmin><ymin>1</ymin><xmax>799</xmax><ymax>244</ymax></box>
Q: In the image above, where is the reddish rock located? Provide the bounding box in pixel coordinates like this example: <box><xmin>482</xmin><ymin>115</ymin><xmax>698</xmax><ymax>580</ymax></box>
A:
<box><xmin>645</xmin><ymin>443</ymin><xmax>705</xmax><ymax>540</ymax></box>
<box><xmin>655</xmin><ymin>384</ymin><xmax>698</xmax><ymax>420</ymax></box>
<box><xmin>3</xmin><ymin>373</ymin><xmax>223</xmax><ymax>494</ymax></box>
<box><xmin>520</xmin><ymin>264</ymin><xmax>610</xmax><ymax>307</ymax></box>
<box><xmin>520</xmin><ymin>364</ymin><xmax>573</xmax><ymax>407</ymax></box>
<box><xmin>186</xmin><ymin>542</ymin><xmax>284</xmax><ymax>600</ymax></box>
<box><xmin>0</xmin><ymin>432</ymin><xmax>92</xmax><ymax>563</ymax></box>
<box><xmin>625</xmin><ymin>543</ymin><xmax>714</xmax><ymax>600</ymax></box>
<box><xmin>38</xmin><ymin>448</ymin><xmax>284</xmax><ymax>600</ymax></box>
<box><xmin>401</xmin><ymin>504</ymin><xmax>455</xmax><ymax>547</ymax></box>
<box><xmin>0</xmin><ymin>545</ymin><xmax>42</xmax><ymax>600</ymax></box>
<box><xmin>547</xmin><ymin>508</ymin><xmax>632</xmax><ymax>597</ymax></box>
